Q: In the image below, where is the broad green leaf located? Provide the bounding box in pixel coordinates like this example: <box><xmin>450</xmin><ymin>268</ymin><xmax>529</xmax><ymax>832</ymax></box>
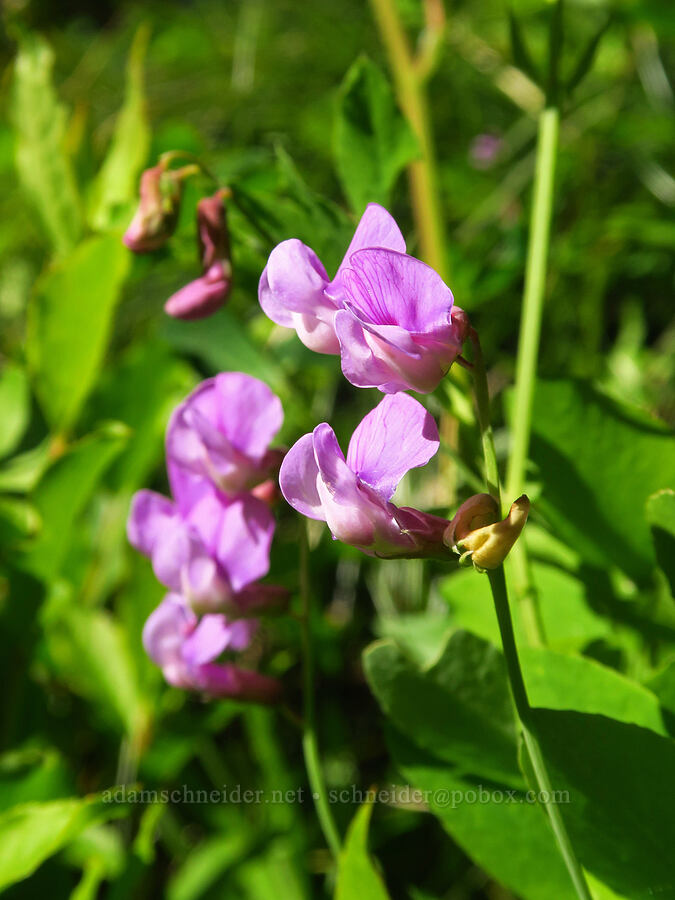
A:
<box><xmin>440</xmin><ymin>561</ymin><xmax>611</xmax><ymax>651</ymax></box>
<box><xmin>20</xmin><ymin>423</ymin><xmax>128</xmax><ymax>579</ymax></box>
<box><xmin>0</xmin><ymin>438</ymin><xmax>53</xmax><ymax>494</ymax></box>
<box><xmin>11</xmin><ymin>34</ymin><xmax>82</xmax><ymax>256</ymax></box>
<box><xmin>334</xmin><ymin>56</ymin><xmax>418</xmax><ymax>214</ymax></box>
<box><xmin>27</xmin><ymin>235</ymin><xmax>130</xmax><ymax>429</ymax></box>
<box><xmin>645</xmin><ymin>659</ymin><xmax>675</xmax><ymax>721</ymax></box>
<box><xmin>0</xmin><ymin>797</ymin><xmax>108</xmax><ymax>892</ymax></box>
<box><xmin>389</xmin><ymin>729</ymin><xmax>576</xmax><ymax>900</ymax></box>
<box><xmin>88</xmin><ymin>26</ymin><xmax>150</xmax><ymax>232</ymax></box>
<box><xmin>531</xmin><ymin>708</ymin><xmax>675</xmax><ymax>898</ymax></box>
<box><xmin>0</xmin><ymin>496</ymin><xmax>41</xmax><ymax>547</ymax></box>
<box><xmin>335</xmin><ymin>800</ymin><xmax>390</xmax><ymax>900</ymax></box>
<box><xmin>527</xmin><ymin>379</ymin><xmax>675</xmax><ymax>581</ymax></box>
<box><xmin>363</xmin><ymin>632</ymin><xmax>521</xmax><ymax>786</ymax></box>
<box><xmin>646</xmin><ymin>489</ymin><xmax>675</xmax><ymax>596</ymax></box>
<box><xmin>86</xmin><ymin>340</ymin><xmax>196</xmax><ymax>491</ymax></box>
<box><xmin>0</xmin><ymin>748</ymin><xmax>73</xmax><ymax>813</ymax></box>
<box><xmin>42</xmin><ymin>589</ymin><xmax>150</xmax><ymax>738</ymax></box>
<box><xmin>0</xmin><ymin>363</ymin><xmax>30</xmax><ymax>459</ymax></box>
<box><xmin>522</xmin><ymin>647</ymin><xmax>666</xmax><ymax>734</ymax></box>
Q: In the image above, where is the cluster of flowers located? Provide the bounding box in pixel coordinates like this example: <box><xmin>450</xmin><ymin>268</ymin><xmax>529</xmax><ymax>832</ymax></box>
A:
<box><xmin>125</xmin><ymin>182</ymin><xmax>529</xmax><ymax>699</ymax></box>
<box><xmin>127</xmin><ymin>373</ymin><xmax>286</xmax><ymax>700</ymax></box>
<box><xmin>260</xmin><ymin>203</ymin><xmax>528</xmax><ymax>561</ymax></box>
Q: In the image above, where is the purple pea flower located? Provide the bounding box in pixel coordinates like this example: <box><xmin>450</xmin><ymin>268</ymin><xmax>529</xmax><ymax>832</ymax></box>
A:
<box><xmin>128</xmin><ymin>482</ymin><xmax>279</xmax><ymax>615</ymax></box>
<box><xmin>166</xmin><ymin>373</ymin><xmax>284</xmax><ymax>497</ymax></box>
<box><xmin>143</xmin><ymin>594</ymin><xmax>280</xmax><ymax>701</ymax></box>
<box><xmin>258</xmin><ymin>203</ymin><xmax>405</xmax><ymax>353</ymax></box>
<box><xmin>335</xmin><ymin>249</ymin><xmax>469</xmax><ymax>394</ymax></box>
<box><xmin>279</xmin><ymin>394</ymin><xmax>451</xmax><ymax>558</ymax></box>
<box><xmin>165</xmin><ymin>189</ymin><xmax>232</xmax><ymax>320</ymax></box>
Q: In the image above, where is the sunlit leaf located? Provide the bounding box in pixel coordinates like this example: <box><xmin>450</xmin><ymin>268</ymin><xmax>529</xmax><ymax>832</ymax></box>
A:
<box><xmin>88</xmin><ymin>26</ymin><xmax>151</xmax><ymax>232</ymax></box>
<box><xmin>334</xmin><ymin>56</ymin><xmax>418</xmax><ymax>215</ymax></box>
<box><xmin>11</xmin><ymin>34</ymin><xmax>82</xmax><ymax>256</ymax></box>
<box><xmin>0</xmin><ymin>363</ymin><xmax>30</xmax><ymax>460</ymax></box>
<box><xmin>335</xmin><ymin>800</ymin><xmax>390</xmax><ymax>900</ymax></box>
<box><xmin>27</xmin><ymin>235</ymin><xmax>130</xmax><ymax>430</ymax></box>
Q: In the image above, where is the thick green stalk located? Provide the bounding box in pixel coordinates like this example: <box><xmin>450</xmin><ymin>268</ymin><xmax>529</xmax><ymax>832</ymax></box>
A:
<box><xmin>487</xmin><ymin>568</ymin><xmax>593</xmax><ymax>900</ymax></box>
<box><xmin>368</xmin><ymin>0</ymin><xmax>448</xmax><ymax>279</ymax></box>
<box><xmin>469</xmin><ymin>344</ymin><xmax>591</xmax><ymax>898</ymax></box>
<box><xmin>505</xmin><ymin>106</ymin><xmax>560</xmax><ymax>644</ymax></box>
<box><xmin>299</xmin><ymin>522</ymin><xmax>342</xmax><ymax>860</ymax></box>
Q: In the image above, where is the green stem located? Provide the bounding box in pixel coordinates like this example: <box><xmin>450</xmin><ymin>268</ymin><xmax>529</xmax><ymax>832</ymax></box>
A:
<box><xmin>369</xmin><ymin>0</ymin><xmax>448</xmax><ymax>279</ymax></box>
<box><xmin>487</xmin><ymin>568</ymin><xmax>593</xmax><ymax>900</ymax></box>
<box><xmin>505</xmin><ymin>105</ymin><xmax>560</xmax><ymax>645</ymax></box>
<box><xmin>469</xmin><ymin>329</ymin><xmax>501</xmax><ymax>512</ymax></box>
<box><xmin>299</xmin><ymin>521</ymin><xmax>342</xmax><ymax>860</ymax></box>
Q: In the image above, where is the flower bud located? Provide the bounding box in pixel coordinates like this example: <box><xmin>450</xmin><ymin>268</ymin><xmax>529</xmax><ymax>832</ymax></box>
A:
<box><xmin>444</xmin><ymin>494</ymin><xmax>530</xmax><ymax>571</ymax></box>
<box><xmin>164</xmin><ymin>189</ymin><xmax>232</xmax><ymax>320</ymax></box>
<box><xmin>123</xmin><ymin>164</ymin><xmax>183</xmax><ymax>253</ymax></box>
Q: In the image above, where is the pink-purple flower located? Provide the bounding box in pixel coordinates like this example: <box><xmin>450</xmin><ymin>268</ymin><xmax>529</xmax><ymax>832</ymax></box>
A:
<box><xmin>127</xmin><ymin>484</ymin><xmax>277</xmax><ymax>615</ymax></box>
<box><xmin>336</xmin><ymin>248</ymin><xmax>469</xmax><ymax>394</ymax></box>
<box><xmin>143</xmin><ymin>594</ymin><xmax>280</xmax><ymax>701</ymax></box>
<box><xmin>279</xmin><ymin>394</ymin><xmax>451</xmax><ymax>558</ymax></box>
<box><xmin>165</xmin><ymin>189</ymin><xmax>232</xmax><ymax>320</ymax></box>
<box><xmin>166</xmin><ymin>373</ymin><xmax>284</xmax><ymax>497</ymax></box>
<box><xmin>259</xmin><ymin>204</ymin><xmax>468</xmax><ymax>393</ymax></box>
<box><xmin>258</xmin><ymin>203</ymin><xmax>405</xmax><ymax>353</ymax></box>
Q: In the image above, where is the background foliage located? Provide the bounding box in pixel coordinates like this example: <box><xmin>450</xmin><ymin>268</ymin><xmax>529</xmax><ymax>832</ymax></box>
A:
<box><xmin>0</xmin><ymin>0</ymin><xmax>673</xmax><ymax>897</ymax></box>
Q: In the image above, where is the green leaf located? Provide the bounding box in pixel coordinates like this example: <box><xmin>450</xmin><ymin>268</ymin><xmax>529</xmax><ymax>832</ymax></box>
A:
<box><xmin>11</xmin><ymin>34</ymin><xmax>82</xmax><ymax>256</ymax></box>
<box><xmin>522</xmin><ymin>647</ymin><xmax>666</xmax><ymax>734</ymax></box>
<box><xmin>527</xmin><ymin>380</ymin><xmax>675</xmax><ymax>581</ymax></box>
<box><xmin>0</xmin><ymin>363</ymin><xmax>30</xmax><ymax>460</ymax></box>
<box><xmin>334</xmin><ymin>56</ymin><xmax>418</xmax><ymax>214</ymax></box>
<box><xmin>0</xmin><ymin>496</ymin><xmax>41</xmax><ymax>547</ymax></box>
<box><xmin>42</xmin><ymin>592</ymin><xmax>149</xmax><ymax>738</ymax></box>
<box><xmin>335</xmin><ymin>801</ymin><xmax>390</xmax><ymax>900</ymax></box>
<box><xmin>646</xmin><ymin>489</ymin><xmax>675</xmax><ymax>596</ymax></box>
<box><xmin>87</xmin><ymin>340</ymin><xmax>196</xmax><ymax>491</ymax></box>
<box><xmin>565</xmin><ymin>17</ymin><xmax>611</xmax><ymax>96</ymax></box>
<box><xmin>161</xmin><ymin>309</ymin><xmax>289</xmax><ymax>399</ymax></box>
<box><xmin>363</xmin><ymin>632</ymin><xmax>521</xmax><ymax>786</ymax></box>
<box><xmin>27</xmin><ymin>235</ymin><xmax>130</xmax><ymax>430</ymax></box>
<box><xmin>531</xmin><ymin>708</ymin><xmax>675</xmax><ymax>898</ymax></box>
<box><xmin>88</xmin><ymin>26</ymin><xmax>150</xmax><ymax>232</ymax></box>
<box><xmin>440</xmin><ymin>561</ymin><xmax>611</xmax><ymax>652</ymax></box>
<box><xmin>389</xmin><ymin>729</ymin><xmax>577</xmax><ymax>900</ymax></box>
<box><xmin>20</xmin><ymin>423</ymin><xmax>128</xmax><ymax>579</ymax></box>
<box><xmin>0</xmin><ymin>797</ymin><xmax>109</xmax><ymax>892</ymax></box>
<box><xmin>508</xmin><ymin>10</ymin><xmax>540</xmax><ymax>84</ymax></box>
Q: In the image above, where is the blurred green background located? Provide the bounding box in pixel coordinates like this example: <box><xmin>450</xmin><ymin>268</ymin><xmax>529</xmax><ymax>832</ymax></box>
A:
<box><xmin>0</xmin><ymin>0</ymin><xmax>673</xmax><ymax>898</ymax></box>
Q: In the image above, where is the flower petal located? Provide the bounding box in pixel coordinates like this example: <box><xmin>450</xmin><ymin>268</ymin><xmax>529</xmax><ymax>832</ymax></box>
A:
<box><xmin>346</xmin><ymin>394</ymin><xmax>439</xmax><ymax>500</ymax></box>
<box><xmin>258</xmin><ymin>239</ymin><xmax>329</xmax><ymax>325</ymax></box>
<box><xmin>127</xmin><ymin>490</ymin><xmax>177</xmax><ymax>558</ymax></box>
<box><xmin>211</xmin><ymin>373</ymin><xmax>283</xmax><ymax>460</ymax></box>
<box><xmin>191</xmin><ymin>663</ymin><xmax>281</xmax><ymax>702</ymax></box>
<box><xmin>344</xmin><ymin>248</ymin><xmax>454</xmax><ymax>332</ymax></box>
<box><xmin>181</xmin><ymin>614</ymin><xmax>255</xmax><ymax>666</ymax></box>
<box><xmin>187</xmin><ymin>492</ymin><xmax>275</xmax><ymax>592</ymax></box>
<box><xmin>279</xmin><ymin>433</ymin><xmax>325</xmax><ymax>521</ymax></box>
<box><xmin>334</xmin><ymin>309</ymin><xmax>410</xmax><ymax>393</ymax></box>
<box><xmin>331</xmin><ymin>203</ymin><xmax>406</xmax><ymax>294</ymax></box>
<box><xmin>142</xmin><ymin>594</ymin><xmax>195</xmax><ymax>669</ymax></box>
